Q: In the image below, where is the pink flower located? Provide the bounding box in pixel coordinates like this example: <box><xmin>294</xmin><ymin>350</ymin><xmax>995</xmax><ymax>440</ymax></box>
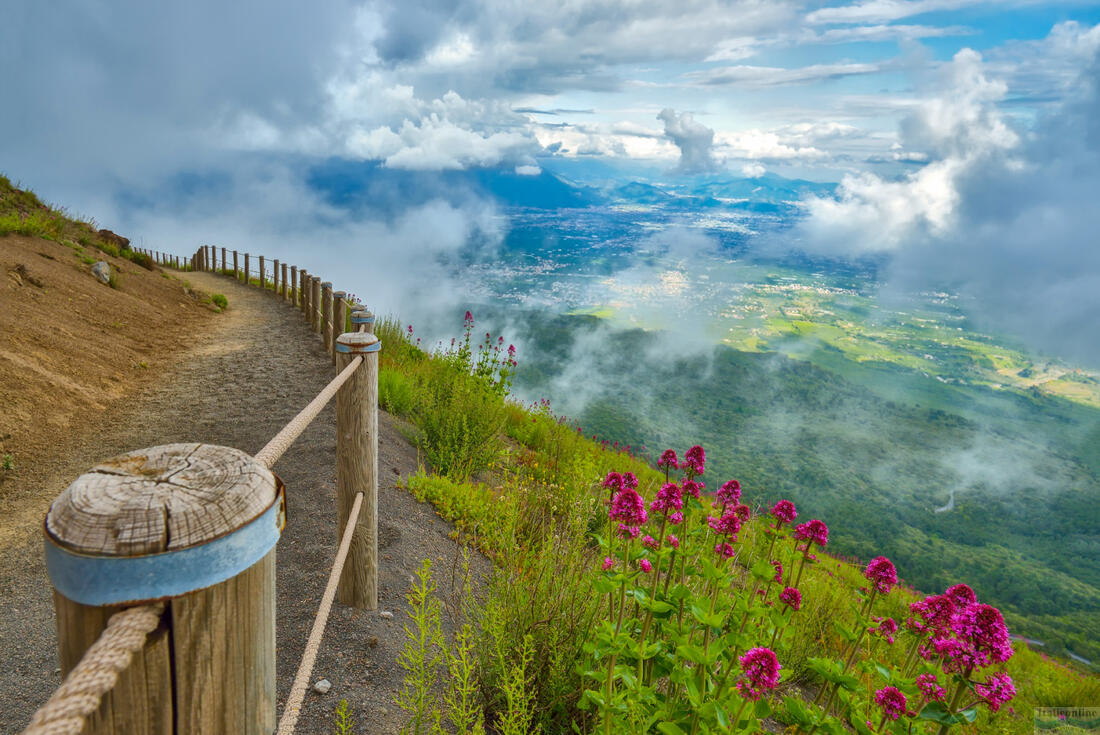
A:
<box><xmin>650</xmin><ymin>483</ymin><xmax>683</xmax><ymax>514</ymax></box>
<box><xmin>874</xmin><ymin>687</ymin><xmax>907</xmax><ymax>721</ymax></box>
<box><xmin>622</xmin><ymin>472</ymin><xmax>639</xmax><ymax>490</ymax></box>
<box><xmin>736</xmin><ymin>647</ymin><xmax>781</xmax><ymax>701</ymax></box>
<box><xmin>707</xmin><ymin>510</ymin><xmax>742</xmax><ymax>539</ymax></box>
<box><xmin>609</xmin><ymin>489</ymin><xmax>647</xmax><ymax>527</ymax></box>
<box><xmin>916</xmin><ymin>673</ymin><xmax>945</xmax><ymax>702</ymax></box>
<box><xmin>779</xmin><ymin>587</ymin><xmax>801</xmax><ymax>611</ymax></box>
<box><xmin>794</xmin><ymin>519</ymin><xmax>829</xmax><ymax>547</ymax></box>
<box><xmin>863</xmin><ymin>556</ymin><xmax>898</xmax><ymax>595</ymax></box>
<box><xmin>667</xmin><ymin>534</ymin><xmax>680</xmax><ymax>549</ymax></box>
<box><xmin>617</xmin><ymin>523</ymin><xmax>642</xmax><ymax>540</ymax></box>
<box><xmin>658</xmin><ymin>449</ymin><xmax>679</xmax><ymax>470</ymax></box>
<box><xmin>602</xmin><ymin>471</ymin><xmax>623</xmax><ymax>493</ymax></box>
<box><xmin>464</xmin><ymin>310</ymin><xmax>473</xmax><ymax>325</ymax></box>
<box><xmin>669</xmin><ymin>511</ymin><xmax>684</xmax><ymax>525</ymax></box>
<box><xmin>732</xmin><ymin>503</ymin><xmax>751</xmax><ymax>522</ymax></box>
<box><xmin>638</xmin><ymin>558</ymin><xmax>653</xmax><ymax>573</ymax></box>
<box><xmin>684</xmin><ymin>445</ymin><xmax>706</xmax><ymax>475</ymax></box>
<box><xmin>870</xmin><ymin>617</ymin><xmax>897</xmax><ymax>644</ymax></box>
<box><xmin>717</xmin><ymin>479</ymin><xmax>742</xmax><ymax>507</ymax></box>
<box><xmin>715</xmin><ymin>542</ymin><xmax>735</xmax><ymax>559</ymax></box>
<box><xmin>906</xmin><ymin>594</ymin><xmax>956</xmax><ymax>636</ymax></box>
<box><xmin>681</xmin><ymin>479</ymin><xmax>703</xmax><ymax>499</ymax></box>
<box><xmin>601</xmin><ymin>557</ymin><xmax>614</xmax><ymax>571</ymax></box>
<box><xmin>771</xmin><ymin>560</ymin><xmax>783</xmax><ymax>583</ymax></box>
<box><xmin>945</xmin><ymin>583</ymin><xmax>977</xmax><ymax>607</ymax></box>
<box><xmin>975</xmin><ymin>673</ymin><xmax>1015</xmax><ymax>712</ymax></box>
<box><xmin>951</xmin><ymin>603</ymin><xmax>1013</xmax><ymax>667</ymax></box>
<box><xmin>642</xmin><ymin>535</ymin><xmax>659</xmax><ymax>550</ymax></box>
<box><xmin>770</xmin><ymin>499</ymin><xmax>797</xmax><ymax>525</ymax></box>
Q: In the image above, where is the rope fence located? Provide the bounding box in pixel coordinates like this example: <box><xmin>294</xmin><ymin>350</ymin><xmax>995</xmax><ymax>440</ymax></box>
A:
<box><xmin>22</xmin><ymin>244</ymin><xmax>381</xmax><ymax>735</ymax></box>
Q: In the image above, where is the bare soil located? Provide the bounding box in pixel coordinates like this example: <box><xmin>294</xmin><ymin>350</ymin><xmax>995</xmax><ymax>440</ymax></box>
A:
<box><xmin>0</xmin><ymin>261</ymin><xmax>487</xmax><ymax>734</ymax></box>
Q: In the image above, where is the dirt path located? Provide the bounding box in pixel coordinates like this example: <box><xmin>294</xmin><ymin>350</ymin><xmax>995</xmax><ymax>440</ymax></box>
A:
<box><xmin>0</xmin><ymin>271</ymin><xmax>487</xmax><ymax>734</ymax></box>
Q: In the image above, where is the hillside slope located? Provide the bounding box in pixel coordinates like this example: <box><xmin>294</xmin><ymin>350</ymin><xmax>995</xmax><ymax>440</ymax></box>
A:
<box><xmin>0</xmin><ymin>177</ymin><xmax>218</xmax><ymax>546</ymax></box>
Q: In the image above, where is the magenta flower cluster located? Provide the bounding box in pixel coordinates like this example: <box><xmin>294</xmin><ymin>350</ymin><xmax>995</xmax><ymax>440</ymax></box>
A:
<box><xmin>683</xmin><ymin>445</ymin><xmax>705</xmax><ymax>476</ymax></box>
<box><xmin>650</xmin><ymin>482</ymin><xmax>683</xmax><ymax>515</ymax></box>
<box><xmin>916</xmin><ymin>673</ymin><xmax>945</xmax><ymax>702</ymax></box>
<box><xmin>863</xmin><ymin>556</ymin><xmax>898</xmax><ymax>595</ymax></box>
<box><xmin>874</xmin><ymin>686</ymin><xmax>907</xmax><ymax>721</ymax></box>
<box><xmin>770</xmin><ymin>499</ymin><xmax>797</xmax><ymax>525</ymax></box>
<box><xmin>609</xmin><ymin>487</ymin><xmax>647</xmax><ymax>539</ymax></box>
<box><xmin>716</xmin><ymin>479</ymin><xmax>741</xmax><ymax>507</ymax></box>
<box><xmin>736</xmin><ymin>647</ymin><xmax>781</xmax><ymax>701</ymax></box>
<box><xmin>779</xmin><ymin>586</ymin><xmax>801</xmax><ymax>611</ymax></box>
<box><xmin>975</xmin><ymin>672</ymin><xmax>1016</xmax><ymax>712</ymax></box>
<box><xmin>794</xmin><ymin>519</ymin><xmax>829</xmax><ymax>547</ymax></box>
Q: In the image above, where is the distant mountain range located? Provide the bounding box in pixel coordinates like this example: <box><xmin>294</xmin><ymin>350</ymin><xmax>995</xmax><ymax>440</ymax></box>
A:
<box><xmin>306</xmin><ymin>159</ymin><xmax>838</xmax><ymax>213</ymax></box>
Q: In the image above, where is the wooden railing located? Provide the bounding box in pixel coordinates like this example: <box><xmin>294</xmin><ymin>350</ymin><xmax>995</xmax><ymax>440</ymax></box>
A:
<box><xmin>22</xmin><ymin>244</ymin><xmax>381</xmax><ymax>735</ymax></box>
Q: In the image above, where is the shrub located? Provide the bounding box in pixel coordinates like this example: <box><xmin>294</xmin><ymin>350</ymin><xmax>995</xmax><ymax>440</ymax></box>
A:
<box><xmin>211</xmin><ymin>293</ymin><xmax>228</xmax><ymax>310</ymax></box>
<box><xmin>379</xmin><ymin>368</ymin><xmax>415</xmax><ymax>417</ymax></box>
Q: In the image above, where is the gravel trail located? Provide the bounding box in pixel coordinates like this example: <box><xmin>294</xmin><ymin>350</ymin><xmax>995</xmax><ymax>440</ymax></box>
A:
<box><xmin>0</xmin><ymin>271</ymin><xmax>486</xmax><ymax>734</ymax></box>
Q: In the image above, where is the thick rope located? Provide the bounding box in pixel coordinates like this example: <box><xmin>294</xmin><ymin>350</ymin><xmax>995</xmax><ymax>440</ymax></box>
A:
<box><xmin>22</xmin><ymin>604</ymin><xmax>165</xmax><ymax>735</ymax></box>
<box><xmin>276</xmin><ymin>491</ymin><xmax>364</xmax><ymax>735</ymax></box>
<box><xmin>254</xmin><ymin>355</ymin><xmax>363</xmax><ymax>469</ymax></box>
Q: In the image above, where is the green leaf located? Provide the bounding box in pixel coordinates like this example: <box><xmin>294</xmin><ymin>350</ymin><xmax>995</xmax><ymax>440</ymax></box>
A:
<box><xmin>833</xmin><ymin>620</ymin><xmax>858</xmax><ymax>642</ymax></box>
<box><xmin>657</xmin><ymin>723</ymin><xmax>688</xmax><ymax>735</ymax></box>
<box><xmin>592</xmin><ymin>576</ymin><xmax>615</xmax><ymax>595</ymax></box>
<box><xmin>754</xmin><ymin>699</ymin><xmax>772</xmax><ymax>719</ymax></box>
<box><xmin>782</xmin><ymin>696</ymin><xmax>814</xmax><ymax>728</ymax></box>
<box><xmin>918</xmin><ymin>702</ymin><xmax>965</xmax><ymax>725</ymax></box>
<box><xmin>875</xmin><ymin>664</ymin><xmax>893</xmax><ymax>682</ymax></box>
<box><xmin>677</xmin><ymin>644</ymin><xmax>706</xmax><ymax>665</ymax></box>
<box><xmin>959</xmin><ymin>707</ymin><xmax>978</xmax><ymax>723</ymax></box>
<box><xmin>751</xmin><ymin>558</ymin><xmax>776</xmax><ymax>582</ymax></box>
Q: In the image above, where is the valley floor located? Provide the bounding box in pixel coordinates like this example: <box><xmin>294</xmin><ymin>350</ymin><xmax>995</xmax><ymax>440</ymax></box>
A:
<box><xmin>0</xmin><ymin>270</ymin><xmax>486</xmax><ymax>734</ymax></box>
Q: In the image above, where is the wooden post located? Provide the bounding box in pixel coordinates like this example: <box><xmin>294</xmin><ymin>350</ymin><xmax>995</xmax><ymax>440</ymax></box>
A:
<box><xmin>259</xmin><ymin>256</ymin><xmax>265</xmax><ymax>291</ymax></box>
<box><xmin>206</xmin><ymin>246</ymin><xmax>213</xmax><ymax>272</ymax></box>
<box><xmin>299</xmin><ymin>269</ymin><xmax>308</xmax><ymax>316</ymax></box>
<box><xmin>244</xmin><ymin>254</ymin><xmax>250</xmax><ymax>285</ymax></box>
<box><xmin>310</xmin><ymin>277</ymin><xmax>321</xmax><ymax>333</ymax></box>
<box><xmin>272</xmin><ymin>259</ymin><xmax>280</xmax><ymax>296</ymax></box>
<box><xmin>321</xmin><ymin>282</ymin><xmax>333</xmax><ymax>354</ymax></box>
<box><xmin>335</xmin><ymin>331</ymin><xmax>380</xmax><ymax>609</ymax></box>
<box><xmin>44</xmin><ymin>444</ymin><xmax>280</xmax><ymax>733</ymax></box>
<box><xmin>332</xmin><ymin>291</ymin><xmax>346</xmax><ymax>366</ymax></box>
<box><xmin>281</xmin><ymin>263</ymin><xmax>288</xmax><ymax>301</ymax></box>
<box><xmin>290</xmin><ymin>266</ymin><xmax>298</xmax><ymax>306</ymax></box>
<box><xmin>351</xmin><ymin>309</ymin><xmax>375</xmax><ymax>336</ymax></box>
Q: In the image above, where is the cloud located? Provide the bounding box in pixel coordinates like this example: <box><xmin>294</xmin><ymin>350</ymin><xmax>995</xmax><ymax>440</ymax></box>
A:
<box><xmin>658</xmin><ymin>109</ymin><xmax>720</xmax><ymax>173</ymax></box>
<box><xmin>742</xmin><ymin>162</ymin><xmax>767</xmax><ymax>177</ymax></box>
<box><xmin>797</xmin><ymin>31</ymin><xmax>1100</xmax><ymax>366</ymax></box>
<box><xmin>806</xmin><ymin>0</ymin><xmax>982</xmax><ymax>25</ymax></box>
<box><xmin>683</xmin><ymin>62</ymin><xmax>880</xmax><ymax>87</ymax></box>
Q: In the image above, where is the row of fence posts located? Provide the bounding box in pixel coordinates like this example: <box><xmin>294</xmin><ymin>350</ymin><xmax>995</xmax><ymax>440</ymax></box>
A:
<box><xmin>32</xmin><ymin>243</ymin><xmax>381</xmax><ymax>734</ymax></box>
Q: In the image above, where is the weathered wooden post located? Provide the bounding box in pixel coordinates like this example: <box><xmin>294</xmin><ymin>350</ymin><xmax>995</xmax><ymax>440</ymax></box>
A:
<box><xmin>321</xmin><ymin>282</ymin><xmax>333</xmax><ymax>354</ymax></box>
<box><xmin>334</xmin><ymin>330</ymin><xmax>380</xmax><ymax>609</ymax></box>
<box><xmin>290</xmin><ymin>266</ymin><xmax>298</xmax><ymax>306</ymax></box>
<box><xmin>207</xmin><ymin>246</ymin><xmax>214</xmax><ymax>272</ymax></box>
<box><xmin>281</xmin><ymin>263</ymin><xmax>288</xmax><ymax>301</ymax></box>
<box><xmin>233</xmin><ymin>251</ymin><xmax>239</xmax><ymax>280</ymax></box>
<box><xmin>272</xmin><ymin>259</ymin><xmax>280</xmax><ymax>296</ymax></box>
<box><xmin>310</xmin><ymin>277</ymin><xmax>321</xmax><ymax>333</ymax></box>
<box><xmin>351</xmin><ymin>309</ymin><xmax>375</xmax><ymax>336</ymax></box>
<box><xmin>43</xmin><ymin>444</ymin><xmax>282</xmax><ymax>733</ymax></box>
<box><xmin>299</xmin><ymin>270</ymin><xmax>308</xmax><ymax>314</ymax></box>
<box><xmin>220</xmin><ymin>248</ymin><xmax>226</xmax><ymax>274</ymax></box>
<box><xmin>332</xmin><ymin>291</ymin><xmax>347</xmax><ymax>366</ymax></box>
<box><xmin>259</xmin><ymin>256</ymin><xmax>266</xmax><ymax>291</ymax></box>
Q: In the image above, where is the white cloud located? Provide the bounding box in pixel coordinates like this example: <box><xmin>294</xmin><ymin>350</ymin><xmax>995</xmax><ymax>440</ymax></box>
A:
<box><xmin>806</xmin><ymin>0</ymin><xmax>982</xmax><ymax>25</ymax></box>
<box><xmin>658</xmin><ymin>108</ymin><xmax>720</xmax><ymax>173</ymax></box>
<box><xmin>741</xmin><ymin>162</ymin><xmax>767</xmax><ymax>177</ymax></box>
<box><xmin>798</xmin><ymin>29</ymin><xmax>1100</xmax><ymax>365</ymax></box>
<box><xmin>683</xmin><ymin>62</ymin><xmax>880</xmax><ymax>87</ymax></box>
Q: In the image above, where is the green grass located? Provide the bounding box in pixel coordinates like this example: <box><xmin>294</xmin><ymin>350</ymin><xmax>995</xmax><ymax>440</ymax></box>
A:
<box><xmin>377</xmin><ymin>311</ymin><xmax>1099</xmax><ymax>733</ymax></box>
